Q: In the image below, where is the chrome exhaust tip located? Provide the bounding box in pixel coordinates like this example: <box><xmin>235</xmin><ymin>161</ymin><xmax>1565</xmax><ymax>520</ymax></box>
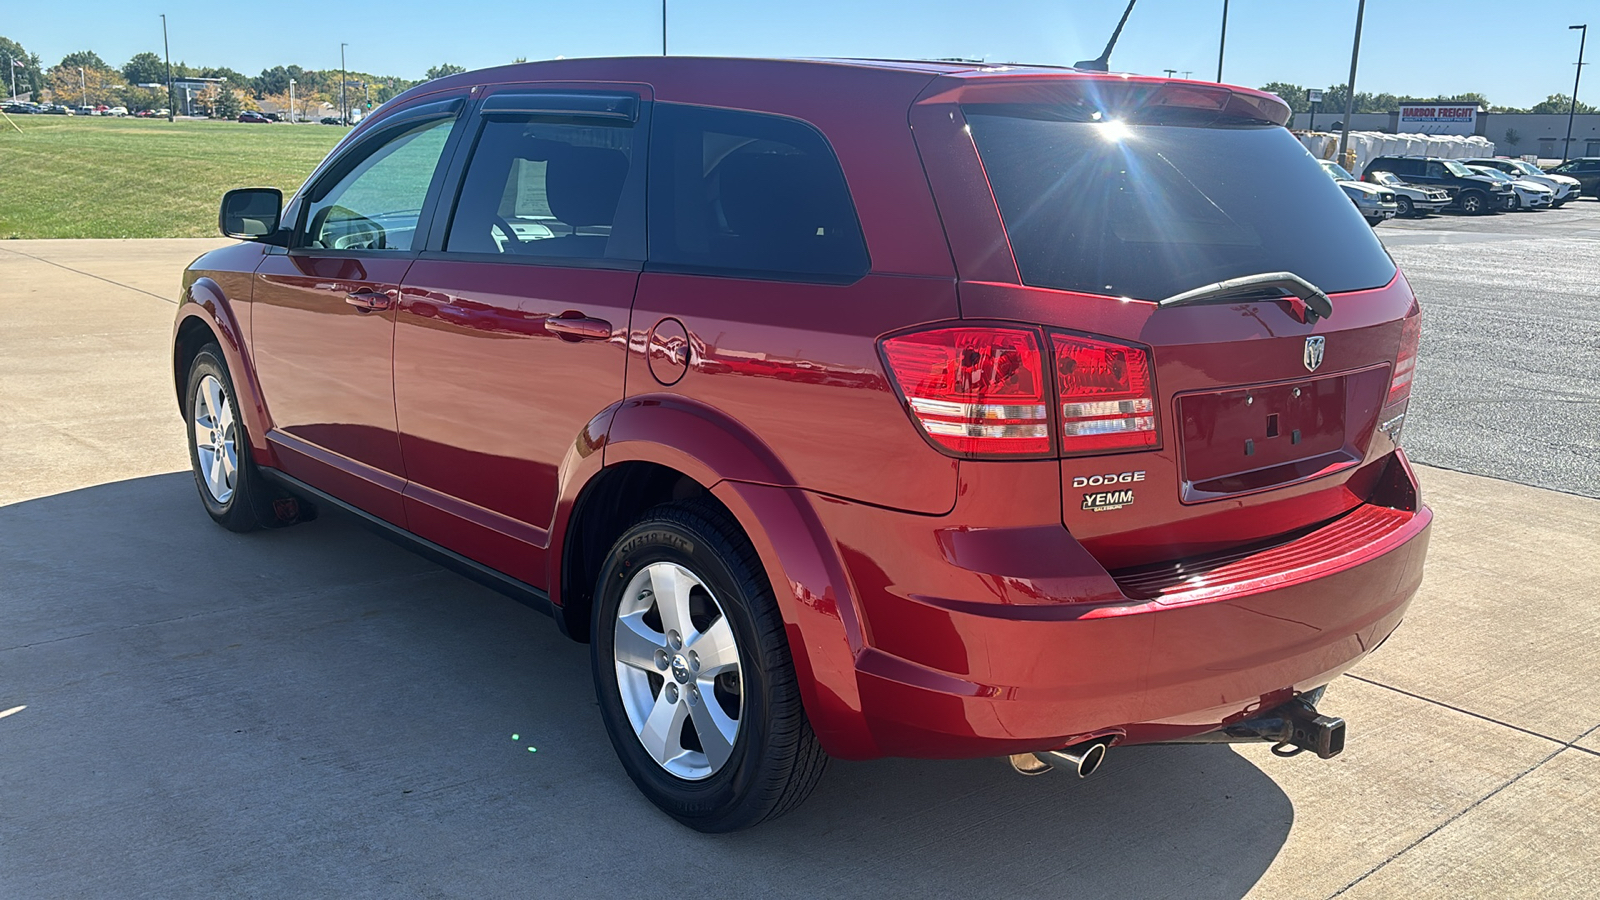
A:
<box><xmin>1009</xmin><ymin>738</ymin><xmax>1112</xmax><ymax>777</ymax></box>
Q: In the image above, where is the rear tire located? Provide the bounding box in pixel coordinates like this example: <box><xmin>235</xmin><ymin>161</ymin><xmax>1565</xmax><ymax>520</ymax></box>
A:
<box><xmin>591</xmin><ymin>499</ymin><xmax>827</xmax><ymax>832</ymax></box>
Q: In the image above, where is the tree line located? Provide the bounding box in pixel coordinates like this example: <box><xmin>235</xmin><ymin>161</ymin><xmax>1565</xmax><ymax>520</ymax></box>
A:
<box><xmin>2</xmin><ymin>35</ymin><xmax>471</xmax><ymax>119</ymax></box>
<box><xmin>1259</xmin><ymin>81</ymin><xmax>1598</xmax><ymax>117</ymax></box>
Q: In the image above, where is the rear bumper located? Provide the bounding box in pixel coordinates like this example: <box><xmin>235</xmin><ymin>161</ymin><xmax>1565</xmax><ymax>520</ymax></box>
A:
<box><xmin>821</xmin><ymin>454</ymin><xmax>1430</xmax><ymax>759</ymax></box>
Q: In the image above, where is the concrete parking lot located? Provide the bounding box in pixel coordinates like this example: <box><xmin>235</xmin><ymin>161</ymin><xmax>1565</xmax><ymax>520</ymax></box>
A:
<box><xmin>2</xmin><ymin>211</ymin><xmax>1598</xmax><ymax>898</ymax></box>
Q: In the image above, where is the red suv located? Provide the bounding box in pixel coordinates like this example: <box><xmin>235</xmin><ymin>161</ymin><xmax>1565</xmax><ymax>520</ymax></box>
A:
<box><xmin>175</xmin><ymin>58</ymin><xmax>1430</xmax><ymax>831</ymax></box>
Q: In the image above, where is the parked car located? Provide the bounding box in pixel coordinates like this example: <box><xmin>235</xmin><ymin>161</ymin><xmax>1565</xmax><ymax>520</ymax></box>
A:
<box><xmin>106</xmin><ymin>106</ymin><xmax>129</xmax><ymax>117</ymax></box>
<box><xmin>1545</xmin><ymin>157</ymin><xmax>1600</xmax><ymax>198</ymax></box>
<box><xmin>176</xmin><ymin>58</ymin><xmax>1430</xmax><ymax>831</ymax></box>
<box><xmin>1462</xmin><ymin>157</ymin><xmax>1581</xmax><ymax>205</ymax></box>
<box><xmin>237</xmin><ymin>110</ymin><xmax>272</xmax><ymax>124</ymax></box>
<box><xmin>318</xmin><ymin>115</ymin><xmax>344</xmax><ymax>125</ymax></box>
<box><xmin>1364</xmin><ymin>170</ymin><xmax>1450</xmax><ymax>217</ymax></box>
<box><xmin>1466</xmin><ymin>166</ymin><xmax>1553</xmax><ymax>210</ymax></box>
<box><xmin>42</xmin><ymin>105</ymin><xmax>72</xmax><ymax>115</ymax></box>
<box><xmin>1362</xmin><ymin>156</ymin><xmax>1512</xmax><ymax>214</ymax></box>
<box><xmin>1319</xmin><ymin>159</ymin><xmax>1398</xmax><ymax>225</ymax></box>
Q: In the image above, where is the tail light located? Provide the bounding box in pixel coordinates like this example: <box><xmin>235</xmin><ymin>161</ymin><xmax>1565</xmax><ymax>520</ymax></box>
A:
<box><xmin>1052</xmin><ymin>333</ymin><xmax>1159</xmax><ymax>455</ymax></box>
<box><xmin>880</xmin><ymin>326</ymin><xmax>1160</xmax><ymax>459</ymax></box>
<box><xmin>880</xmin><ymin>327</ymin><xmax>1050</xmax><ymax>457</ymax></box>
<box><xmin>1387</xmin><ymin>314</ymin><xmax>1421</xmax><ymax>407</ymax></box>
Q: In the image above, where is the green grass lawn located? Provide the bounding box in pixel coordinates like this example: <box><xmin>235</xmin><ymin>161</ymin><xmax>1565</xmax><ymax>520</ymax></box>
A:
<box><xmin>0</xmin><ymin>116</ymin><xmax>346</xmax><ymax>239</ymax></box>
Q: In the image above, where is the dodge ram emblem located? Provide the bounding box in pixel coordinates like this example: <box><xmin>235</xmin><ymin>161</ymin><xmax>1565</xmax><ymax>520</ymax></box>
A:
<box><xmin>1303</xmin><ymin>335</ymin><xmax>1325</xmax><ymax>372</ymax></box>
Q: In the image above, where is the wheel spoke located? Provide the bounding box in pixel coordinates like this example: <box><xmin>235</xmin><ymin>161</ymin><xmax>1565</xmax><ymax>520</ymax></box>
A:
<box><xmin>220</xmin><ymin>441</ymin><xmax>237</xmax><ymax>485</ymax></box>
<box><xmin>208</xmin><ymin>449</ymin><xmax>225</xmax><ymax>490</ymax></box>
<box><xmin>193</xmin><ymin>417</ymin><xmax>212</xmax><ymax>446</ymax></box>
<box><xmin>638</xmin><ymin>690</ymin><xmax>689</xmax><ymax>765</ymax></box>
<box><xmin>218</xmin><ymin>396</ymin><xmax>236</xmax><ymax>433</ymax></box>
<box><xmin>689</xmin><ymin>694</ymin><xmax>738</xmax><ymax>771</ymax></box>
<box><xmin>648</xmin><ymin>564</ymin><xmax>693</xmax><ymax>639</ymax></box>
<box><xmin>203</xmin><ymin>377</ymin><xmax>223</xmax><ymax>424</ymax></box>
<box><xmin>687</xmin><ymin>616</ymin><xmax>739</xmax><ymax>676</ymax></box>
<box><xmin>615</xmin><ymin>610</ymin><xmax>666</xmax><ymax>672</ymax></box>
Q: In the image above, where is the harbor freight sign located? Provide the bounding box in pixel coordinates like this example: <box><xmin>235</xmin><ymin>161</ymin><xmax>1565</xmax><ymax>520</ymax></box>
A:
<box><xmin>1398</xmin><ymin>104</ymin><xmax>1478</xmax><ymax>135</ymax></box>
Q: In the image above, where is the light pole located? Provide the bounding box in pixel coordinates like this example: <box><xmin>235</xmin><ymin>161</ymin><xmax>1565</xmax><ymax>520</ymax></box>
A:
<box><xmin>161</xmin><ymin>14</ymin><xmax>174</xmax><ymax>122</ymax></box>
<box><xmin>79</xmin><ymin>67</ymin><xmax>86</xmax><ymax>107</ymax></box>
<box><xmin>289</xmin><ymin>78</ymin><xmax>296</xmax><ymax>123</ymax></box>
<box><xmin>662</xmin><ymin>1</ymin><xmax>667</xmax><ymax>56</ymax></box>
<box><xmin>1216</xmin><ymin>0</ymin><xmax>1229</xmax><ymax>83</ymax></box>
<box><xmin>7</xmin><ymin>54</ymin><xmax>16</xmax><ymax>101</ymax></box>
<box><xmin>1564</xmin><ymin>24</ymin><xmax>1588</xmax><ymax>162</ymax></box>
<box><xmin>1336</xmin><ymin>0</ymin><xmax>1368</xmax><ymax>166</ymax></box>
<box><xmin>340</xmin><ymin>42</ymin><xmax>348</xmax><ymax>126</ymax></box>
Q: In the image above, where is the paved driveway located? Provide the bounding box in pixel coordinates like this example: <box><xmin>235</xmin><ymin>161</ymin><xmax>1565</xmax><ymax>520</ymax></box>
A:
<box><xmin>2</xmin><ymin>239</ymin><xmax>1597</xmax><ymax>898</ymax></box>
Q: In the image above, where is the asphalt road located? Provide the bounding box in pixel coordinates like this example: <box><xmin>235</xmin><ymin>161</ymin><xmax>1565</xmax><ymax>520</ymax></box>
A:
<box><xmin>1379</xmin><ymin>199</ymin><xmax>1600</xmax><ymax>498</ymax></box>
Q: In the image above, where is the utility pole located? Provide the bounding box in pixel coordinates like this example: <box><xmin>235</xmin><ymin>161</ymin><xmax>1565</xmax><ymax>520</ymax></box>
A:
<box><xmin>340</xmin><ymin>42</ymin><xmax>348</xmax><ymax>126</ymax></box>
<box><xmin>1564</xmin><ymin>24</ymin><xmax>1588</xmax><ymax>162</ymax></box>
<box><xmin>662</xmin><ymin>1</ymin><xmax>668</xmax><ymax>55</ymax></box>
<box><xmin>1216</xmin><ymin>0</ymin><xmax>1229</xmax><ymax>83</ymax></box>
<box><xmin>161</xmin><ymin>14</ymin><xmax>174</xmax><ymax>122</ymax></box>
<box><xmin>7</xmin><ymin>54</ymin><xmax>16</xmax><ymax>101</ymax></box>
<box><xmin>1336</xmin><ymin>0</ymin><xmax>1367</xmax><ymax>167</ymax></box>
<box><xmin>289</xmin><ymin>78</ymin><xmax>296</xmax><ymax>123</ymax></box>
<box><xmin>1163</xmin><ymin>68</ymin><xmax>1177</xmax><ymax>78</ymax></box>
<box><xmin>79</xmin><ymin>67</ymin><xmax>86</xmax><ymax>107</ymax></box>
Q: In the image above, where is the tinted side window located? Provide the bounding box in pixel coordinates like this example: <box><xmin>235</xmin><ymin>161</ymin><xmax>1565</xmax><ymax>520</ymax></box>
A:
<box><xmin>301</xmin><ymin>117</ymin><xmax>455</xmax><ymax>252</ymax></box>
<box><xmin>647</xmin><ymin>103</ymin><xmax>869</xmax><ymax>281</ymax></box>
<box><xmin>445</xmin><ymin>116</ymin><xmax>639</xmax><ymax>259</ymax></box>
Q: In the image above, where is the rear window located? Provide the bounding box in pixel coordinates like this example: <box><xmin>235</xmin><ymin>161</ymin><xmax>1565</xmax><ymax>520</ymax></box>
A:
<box><xmin>964</xmin><ymin>107</ymin><xmax>1396</xmax><ymax>301</ymax></box>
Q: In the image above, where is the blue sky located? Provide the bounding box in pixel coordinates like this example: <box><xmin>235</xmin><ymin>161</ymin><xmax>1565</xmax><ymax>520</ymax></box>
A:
<box><xmin>8</xmin><ymin>1</ymin><xmax>1593</xmax><ymax>107</ymax></box>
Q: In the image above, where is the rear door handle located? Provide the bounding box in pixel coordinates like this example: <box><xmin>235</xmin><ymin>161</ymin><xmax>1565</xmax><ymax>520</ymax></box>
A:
<box><xmin>346</xmin><ymin>290</ymin><xmax>393</xmax><ymax>312</ymax></box>
<box><xmin>545</xmin><ymin>314</ymin><xmax>612</xmax><ymax>341</ymax></box>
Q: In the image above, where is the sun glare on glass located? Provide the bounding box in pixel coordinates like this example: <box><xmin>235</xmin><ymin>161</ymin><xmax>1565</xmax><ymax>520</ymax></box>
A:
<box><xmin>1097</xmin><ymin>120</ymin><xmax>1132</xmax><ymax>142</ymax></box>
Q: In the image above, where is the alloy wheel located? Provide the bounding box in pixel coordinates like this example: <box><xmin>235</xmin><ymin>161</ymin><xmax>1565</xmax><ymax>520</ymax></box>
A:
<box><xmin>613</xmin><ymin>561</ymin><xmax>744</xmax><ymax>780</ymax></box>
<box><xmin>192</xmin><ymin>373</ymin><xmax>238</xmax><ymax>504</ymax></box>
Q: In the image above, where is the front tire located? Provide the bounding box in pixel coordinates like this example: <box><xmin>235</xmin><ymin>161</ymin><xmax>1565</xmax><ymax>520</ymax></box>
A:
<box><xmin>1395</xmin><ymin>196</ymin><xmax>1414</xmax><ymax>218</ymax></box>
<box><xmin>1457</xmin><ymin>191</ymin><xmax>1487</xmax><ymax>215</ymax></box>
<box><xmin>185</xmin><ymin>344</ymin><xmax>276</xmax><ymax>532</ymax></box>
<box><xmin>591</xmin><ymin>500</ymin><xmax>827</xmax><ymax>832</ymax></box>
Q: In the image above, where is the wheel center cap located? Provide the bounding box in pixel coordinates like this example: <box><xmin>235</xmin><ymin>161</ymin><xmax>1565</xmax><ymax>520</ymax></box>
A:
<box><xmin>670</xmin><ymin>654</ymin><xmax>690</xmax><ymax>684</ymax></box>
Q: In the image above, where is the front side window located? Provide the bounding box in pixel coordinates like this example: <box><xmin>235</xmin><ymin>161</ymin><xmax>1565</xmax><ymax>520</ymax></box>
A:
<box><xmin>445</xmin><ymin>116</ymin><xmax>637</xmax><ymax>259</ymax></box>
<box><xmin>301</xmin><ymin>117</ymin><xmax>456</xmax><ymax>252</ymax></box>
<box><xmin>647</xmin><ymin>103</ymin><xmax>869</xmax><ymax>281</ymax></box>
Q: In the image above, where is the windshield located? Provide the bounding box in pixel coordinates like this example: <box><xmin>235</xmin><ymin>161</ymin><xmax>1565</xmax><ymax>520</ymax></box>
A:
<box><xmin>964</xmin><ymin>108</ymin><xmax>1396</xmax><ymax>300</ymax></box>
<box><xmin>1442</xmin><ymin>160</ymin><xmax>1475</xmax><ymax>177</ymax></box>
<box><xmin>1505</xmin><ymin>160</ymin><xmax>1542</xmax><ymax>176</ymax></box>
<box><xmin>1321</xmin><ymin>160</ymin><xmax>1356</xmax><ymax>181</ymax></box>
<box><xmin>1371</xmin><ymin>171</ymin><xmax>1400</xmax><ymax>186</ymax></box>
<box><xmin>1471</xmin><ymin>168</ymin><xmax>1511</xmax><ymax>182</ymax></box>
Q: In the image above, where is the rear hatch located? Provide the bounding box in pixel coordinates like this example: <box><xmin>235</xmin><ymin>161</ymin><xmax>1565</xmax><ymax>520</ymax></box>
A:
<box><xmin>912</xmin><ymin>75</ymin><xmax>1417</xmax><ymax>570</ymax></box>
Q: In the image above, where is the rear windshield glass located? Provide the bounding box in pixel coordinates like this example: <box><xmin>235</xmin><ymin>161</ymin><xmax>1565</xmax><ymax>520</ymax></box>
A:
<box><xmin>964</xmin><ymin>107</ymin><xmax>1396</xmax><ymax>300</ymax></box>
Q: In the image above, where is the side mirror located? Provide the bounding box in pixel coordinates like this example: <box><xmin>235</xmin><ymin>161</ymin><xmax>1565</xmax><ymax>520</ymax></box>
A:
<box><xmin>219</xmin><ymin>188</ymin><xmax>284</xmax><ymax>241</ymax></box>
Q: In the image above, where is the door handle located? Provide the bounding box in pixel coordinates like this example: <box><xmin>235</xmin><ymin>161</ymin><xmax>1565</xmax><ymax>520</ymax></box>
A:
<box><xmin>345</xmin><ymin>290</ymin><xmax>393</xmax><ymax>312</ymax></box>
<box><xmin>545</xmin><ymin>314</ymin><xmax>612</xmax><ymax>341</ymax></box>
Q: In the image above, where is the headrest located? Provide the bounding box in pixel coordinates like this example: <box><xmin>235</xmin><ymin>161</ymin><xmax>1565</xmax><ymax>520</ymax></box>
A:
<box><xmin>546</xmin><ymin>146</ymin><xmax>629</xmax><ymax>227</ymax></box>
<box><xmin>716</xmin><ymin>152</ymin><xmax>839</xmax><ymax>240</ymax></box>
